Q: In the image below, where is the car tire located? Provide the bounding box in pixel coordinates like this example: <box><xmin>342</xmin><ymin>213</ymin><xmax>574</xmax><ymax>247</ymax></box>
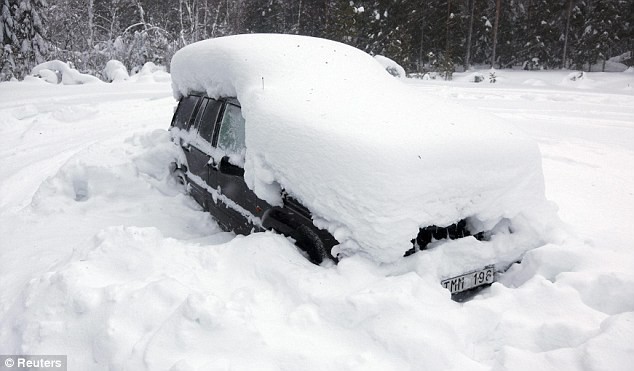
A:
<box><xmin>171</xmin><ymin>167</ymin><xmax>188</xmax><ymax>193</ymax></box>
<box><xmin>293</xmin><ymin>224</ymin><xmax>328</xmax><ymax>265</ymax></box>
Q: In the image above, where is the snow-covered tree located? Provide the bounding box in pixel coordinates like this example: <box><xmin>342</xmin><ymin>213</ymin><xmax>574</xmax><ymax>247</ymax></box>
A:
<box><xmin>1</xmin><ymin>0</ymin><xmax>18</xmax><ymax>80</ymax></box>
<box><xmin>592</xmin><ymin>0</ymin><xmax>622</xmax><ymax>71</ymax></box>
<box><xmin>1</xmin><ymin>0</ymin><xmax>48</xmax><ymax>80</ymax></box>
<box><xmin>4</xmin><ymin>0</ymin><xmax>634</xmax><ymax>79</ymax></box>
<box><xmin>522</xmin><ymin>0</ymin><xmax>564</xmax><ymax>69</ymax></box>
<box><xmin>244</xmin><ymin>0</ymin><xmax>286</xmax><ymax>33</ymax></box>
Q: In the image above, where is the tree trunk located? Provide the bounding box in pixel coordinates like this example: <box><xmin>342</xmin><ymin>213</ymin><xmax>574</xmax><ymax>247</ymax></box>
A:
<box><xmin>179</xmin><ymin>0</ymin><xmax>186</xmax><ymax>46</ymax></box>
<box><xmin>88</xmin><ymin>0</ymin><xmax>94</xmax><ymax>48</ymax></box>
<box><xmin>297</xmin><ymin>0</ymin><xmax>302</xmax><ymax>33</ymax></box>
<box><xmin>562</xmin><ymin>0</ymin><xmax>573</xmax><ymax>68</ymax></box>
<box><xmin>445</xmin><ymin>0</ymin><xmax>451</xmax><ymax>53</ymax></box>
<box><xmin>465</xmin><ymin>0</ymin><xmax>475</xmax><ymax>70</ymax></box>
<box><xmin>491</xmin><ymin>0</ymin><xmax>501</xmax><ymax>68</ymax></box>
<box><xmin>211</xmin><ymin>3</ymin><xmax>221</xmax><ymax>37</ymax></box>
<box><xmin>135</xmin><ymin>0</ymin><xmax>148</xmax><ymax>30</ymax></box>
<box><xmin>193</xmin><ymin>0</ymin><xmax>200</xmax><ymax>42</ymax></box>
<box><xmin>445</xmin><ymin>0</ymin><xmax>453</xmax><ymax>80</ymax></box>
<box><xmin>419</xmin><ymin>20</ymin><xmax>424</xmax><ymax>72</ymax></box>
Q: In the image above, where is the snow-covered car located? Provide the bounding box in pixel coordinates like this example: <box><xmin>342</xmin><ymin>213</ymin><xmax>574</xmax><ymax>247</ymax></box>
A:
<box><xmin>168</xmin><ymin>34</ymin><xmax>553</xmax><ymax>295</ymax></box>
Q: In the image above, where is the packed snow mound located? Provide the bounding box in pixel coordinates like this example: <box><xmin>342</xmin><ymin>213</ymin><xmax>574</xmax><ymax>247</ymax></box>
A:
<box><xmin>131</xmin><ymin>62</ymin><xmax>170</xmax><ymax>83</ymax></box>
<box><xmin>457</xmin><ymin>71</ymin><xmax>486</xmax><ymax>83</ymax></box>
<box><xmin>35</xmin><ymin>68</ymin><xmax>60</xmax><ymax>84</ymax></box>
<box><xmin>103</xmin><ymin>60</ymin><xmax>130</xmax><ymax>82</ymax></box>
<box><xmin>373</xmin><ymin>54</ymin><xmax>406</xmax><ymax>78</ymax></box>
<box><xmin>171</xmin><ymin>34</ymin><xmax>551</xmax><ymax>263</ymax></box>
<box><xmin>139</xmin><ymin>61</ymin><xmax>164</xmax><ymax>74</ymax></box>
<box><xmin>31</xmin><ymin>60</ymin><xmax>102</xmax><ymax>85</ymax></box>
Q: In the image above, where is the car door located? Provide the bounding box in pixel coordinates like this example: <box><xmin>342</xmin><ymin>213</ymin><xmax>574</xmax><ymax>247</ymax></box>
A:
<box><xmin>209</xmin><ymin>101</ymin><xmax>262</xmax><ymax>234</ymax></box>
<box><xmin>186</xmin><ymin>98</ymin><xmax>223</xmax><ymax>209</ymax></box>
<box><xmin>171</xmin><ymin>95</ymin><xmax>209</xmax><ymax>206</ymax></box>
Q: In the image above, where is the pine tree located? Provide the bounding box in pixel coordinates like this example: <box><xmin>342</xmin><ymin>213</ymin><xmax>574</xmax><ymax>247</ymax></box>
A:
<box><xmin>495</xmin><ymin>0</ymin><xmax>521</xmax><ymax>68</ymax></box>
<box><xmin>408</xmin><ymin>0</ymin><xmax>448</xmax><ymax>71</ymax></box>
<box><xmin>243</xmin><ymin>0</ymin><xmax>286</xmax><ymax>33</ymax></box>
<box><xmin>295</xmin><ymin>0</ymin><xmax>331</xmax><ymax>36</ymax></box>
<box><xmin>573</xmin><ymin>0</ymin><xmax>602</xmax><ymax>70</ymax></box>
<box><xmin>464</xmin><ymin>0</ymin><xmax>475</xmax><ymax>69</ymax></box>
<box><xmin>0</xmin><ymin>0</ymin><xmax>48</xmax><ymax>80</ymax></box>
<box><xmin>1</xmin><ymin>0</ymin><xmax>18</xmax><ymax>80</ymax></box>
<box><xmin>468</xmin><ymin>0</ymin><xmax>494</xmax><ymax>66</ymax></box>
<box><xmin>592</xmin><ymin>0</ymin><xmax>621</xmax><ymax>71</ymax></box>
<box><xmin>523</xmin><ymin>0</ymin><xmax>564</xmax><ymax>69</ymax></box>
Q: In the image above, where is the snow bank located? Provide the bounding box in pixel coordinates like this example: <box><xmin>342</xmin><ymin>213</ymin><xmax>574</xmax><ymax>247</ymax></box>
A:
<box><xmin>171</xmin><ymin>34</ymin><xmax>552</xmax><ymax>264</ymax></box>
<box><xmin>374</xmin><ymin>54</ymin><xmax>406</xmax><ymax>78</ymax></box>
<box><xmin>1</xmin><ymin>69</ymin><xmax>633</xmax><ymax>371</ymax></box>
<box><xmin>31</xmin><ymin>60</ymin><xmax>102</xmax><ymax>85</ymax></box>
<box><xmin>103</xmin><ymin>60</ymin><xmax>130</xmax><ymax>82</ymax></box>
<box><xmin>131</xmin><ymin>62</ymin><xmax>171</xmax><ymax>83</ymax></box>
<box><xmin>36</xmin><ymin>68</ymin><xmax>60</xmax><ymax>84</ymax></box>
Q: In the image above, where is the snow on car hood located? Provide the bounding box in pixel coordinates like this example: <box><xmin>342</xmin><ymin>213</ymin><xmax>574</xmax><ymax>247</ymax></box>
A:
<box><xmin>171</xmin><ymin>34</ymin><xmax>548</xmax><ymax>263</ymax></box>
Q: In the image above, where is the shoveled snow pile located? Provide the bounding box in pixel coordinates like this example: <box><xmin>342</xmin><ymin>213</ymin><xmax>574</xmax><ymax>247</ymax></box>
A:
<box><xmin>131</xmin><ymin>62</ymin><xmax>171</xmax><ymax>83</ymax></box>
<box><xmin>171</xmin><ymin>34</ymin><xmax>554</xmax><ymax>265</ymax></box>
<box><xmin>1</xmin><ymin>69</ymin><xmax>634</xmax><ymax>370</ymax></box>
<box><xmin>103</xmin><ymin>60</ymin><xmax>130</xmax><ymax>82</ymax></box>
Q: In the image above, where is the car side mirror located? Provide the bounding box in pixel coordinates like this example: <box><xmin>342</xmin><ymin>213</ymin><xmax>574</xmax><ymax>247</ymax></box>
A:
<box><xmin>219</xmin><ymin>156</ymin><xmax>245</xmax><ymax>177</ymax></box>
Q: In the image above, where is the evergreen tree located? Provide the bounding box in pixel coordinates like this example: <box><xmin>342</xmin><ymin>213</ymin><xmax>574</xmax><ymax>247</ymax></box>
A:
<box><xmin>295</xmin><ymin>0</ymin><xmax>331</xmax><ymax>36</ymax></box>
<box><xmin>1</xmin><ymin>0</ymin><xmax>18</xmax><ymax>80</ymax></box>
<box><xmin>572</xmin><ymin>0</ymin><xmax>603</xmax><ymax>70</ymax></box>
<box><xmin>244</xmin><ymin>0</ymin><xmax>287</xmax><ymax>33</ymax></box>
<box><xmin>495</xmin><ymin>0</ymin><xmax>522</xmax><ymax>68</ymax></box>
<box><xmin>0</xmin><ymin>0</ymin><xmax>48</xmax><ymax>80</ymax></box>
<box><xmin>3</xmin><ymin>0</ymin><xmax>634</xmax><ymax>79</ymax></box>
<box><xmin>363</xmin><ymin>0</ymin><xmax>415</xmax><ymax>66</ymax></box>
<box><xmin>523</xmin><ymin>0</ymin><xmax>564</xmax><ymax>69</ymax></box>
<box><xmin>323</xmin><ymin>0</ymin><xmax>358</xmax><ymax>44</ymax></box>
<box><xmin>468</xmin><ymin>0</ymin><xmax>493</xmax><ymax>67</ymax></box>
<box><xmin>408</xmin><ymin>0</ymin><xmax>448</xmax><ymax>71</ymax></box>
<box><xmin>592</xmin><ymin>0</ymin><xmax>621</xmax><ymax>71</ymax></box>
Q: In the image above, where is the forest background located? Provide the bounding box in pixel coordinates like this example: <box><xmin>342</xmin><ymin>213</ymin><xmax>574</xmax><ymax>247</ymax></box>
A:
<box><xmin>1</xmin><ymin>0</ymin><xmax>632</xmax><ymax>81</ymax></box>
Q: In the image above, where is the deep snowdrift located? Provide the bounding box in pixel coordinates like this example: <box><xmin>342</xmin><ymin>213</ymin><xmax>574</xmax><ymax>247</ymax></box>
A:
<box><xmin>171</xmin><ymin>34</ymin><xmax>553</xmax><ymax>264</ymax></box>
<box><xmin>1</xmin><ymin>69</ymin><xmax>633</xmax><ymax>370</ymax></box>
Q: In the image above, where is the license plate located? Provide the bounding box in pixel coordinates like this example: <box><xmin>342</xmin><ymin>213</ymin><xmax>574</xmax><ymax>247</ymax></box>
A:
<box><xmin>441</xmin><ymin>266</ymin><xmax>495</xmax><ymax>294</ymax></box>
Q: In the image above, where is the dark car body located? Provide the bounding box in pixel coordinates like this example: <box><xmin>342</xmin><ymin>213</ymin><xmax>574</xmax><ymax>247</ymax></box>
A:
<box><xmin>169</xmin><ymin>94</ymin><xmax>480</xmax><ymax>266</ymax></box>
<box><xmin>169</xmin><ymin>94</ymin><xmax>340</xmax><ymax>263</ymax></box>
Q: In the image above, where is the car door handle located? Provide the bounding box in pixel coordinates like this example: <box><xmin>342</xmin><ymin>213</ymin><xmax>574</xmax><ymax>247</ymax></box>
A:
<box><xmin>179</xmin><ymin>138</ymin><xmax>191</xmax><ymax>152</ymax></box>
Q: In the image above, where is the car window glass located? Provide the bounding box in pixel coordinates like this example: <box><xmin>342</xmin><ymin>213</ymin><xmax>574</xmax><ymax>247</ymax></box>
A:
<box><xmin>197</xmin><ymin>99</ymin><xmax>222</xmax><ymax>143</ymax></box>
<box><xmin>172</xmin><ymin>96</ymin><xmax>199</xmax><ymax>130</ymax></box>
<box><xmin>217</xmin><ymin>104</ymin><xmax>246</xmax><ymax>155</ymax></box>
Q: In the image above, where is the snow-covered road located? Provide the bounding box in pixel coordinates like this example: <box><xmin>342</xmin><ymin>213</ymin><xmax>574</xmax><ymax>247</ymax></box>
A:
<box><xmin>1</xmin><ymin>70</ymin><xmax>633</xmax><ymax>370</ymax></box>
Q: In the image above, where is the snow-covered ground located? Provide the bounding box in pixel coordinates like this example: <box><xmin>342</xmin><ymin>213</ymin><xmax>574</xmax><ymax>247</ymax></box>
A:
<box><xmin>0</xmin><ymin>69</ymin><xmax>633</xmax><ymax>370</ymax></box>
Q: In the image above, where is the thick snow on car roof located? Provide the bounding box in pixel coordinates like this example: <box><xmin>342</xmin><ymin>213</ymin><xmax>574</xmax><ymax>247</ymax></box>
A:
<box><xmin>171</xmin><ymin>34</ymin><xmax>549</xmax><ymax>263</ymax></box>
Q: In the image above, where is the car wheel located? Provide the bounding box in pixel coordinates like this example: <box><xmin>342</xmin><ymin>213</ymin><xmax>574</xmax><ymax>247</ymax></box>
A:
<box><xmin>171</xmin><ymin>167</ymin><xmax>188</xmax><ymax>193</ymax></box>
<box><xmin>293</xmin><ymin>224</ymin><xmax>328</xmax><ymax>265</ymax></box>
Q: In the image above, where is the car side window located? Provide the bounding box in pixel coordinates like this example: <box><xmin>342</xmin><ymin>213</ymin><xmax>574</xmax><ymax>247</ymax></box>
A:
<box><xmin>196</xmin><ymin>98</ymin><xmax>222</xmax><ymax>143</ymax></box>
<box><xmin>171</xmin><ymin>95</ymin><xmax>200</xmax><ymax>130</ymax></box>
<box><xmin>217</xmin><ymin>103</ymin><xmax>246</xmax><ymax>156</ymax></box>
